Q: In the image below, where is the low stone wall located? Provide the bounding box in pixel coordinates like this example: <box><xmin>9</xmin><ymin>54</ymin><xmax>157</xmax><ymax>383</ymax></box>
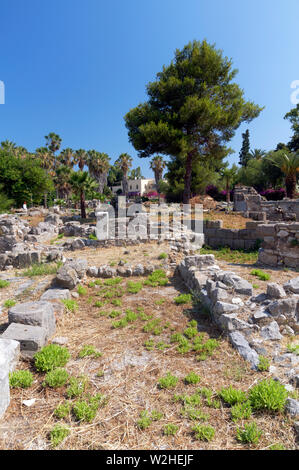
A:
<box><xmin>178</xmin><ymin>254</ymin><xmax>299</xmax><ymax>380</ymax></box>
<box><xmin>257</xmin><ymin>223</ymin><xmax>299</xmax><ymax>268</ymax></box>
<box><xmin>203</xmin><ymin>220</ymin><xmax>260</xmax><ymax>250</ymax></box>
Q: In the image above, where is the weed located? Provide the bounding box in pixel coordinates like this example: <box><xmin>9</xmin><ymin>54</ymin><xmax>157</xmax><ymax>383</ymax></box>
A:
<box><xmin>78</xmin><ymin>345</ymin><xmax>102</xmax><ymax>358</ymax></box>
<box><xmin>111</xmin><ymin>299</ymin><xmax>122</xmax><ymax>307</ymax></box>
<box><xmin>22</xmin><ymin>262</ymin><xmax>62</xmax><ymax>277</ymax></box>
<box><xmin>50</xmin><ymin>424</ymin><xmax>70</xmax><ymax>448</ymax></box>
<box><xmin>174</xmin><ymin>294</ymin><xmax>192</xmax><ymax>305</ymax></box>
<box><xmin>88</xmin><ymin>281</ymin><xmax>96</xmax><ymax>288</ymax></box>
<box><xmin>158</xmin><ymin>372</ymin><xmax>179</xmax><ymax>390</ymax></box>
<box><xmin>144</xmin><ymin>270</ymin><xmax>168</xmax><ymax>287</ymax></box>
<box><xmin>252</xmin><ymin>284</ymin><xmax>259</xmax><ymax>289</ymax></box>
<box><xmin>104</xmin><ymin>277</ymin><xmax>122</xmax><ymax>286</ymax></box>
<box><xmin>77</xmin><ymin>284</ymin><xmax>87</xmax><ymax>296</ymax></box>
<box><xmin>125</xmin><ymin>309</ymin><xmax>138</xmax><ymax>322</ymax></box>
<box><xmin>155</xmin><ymin>298</ymin><xmax>165</xmax><ymax>305</ymax></box>
<box><xmin>0</xmin><ymin>280</ymin><xmax>10</xmax><ymax>288</ymax></box>
<box><xmin>94</xmin><ymin>300</ymin><xmax>105</xmax><ymax>308</ymax></box>
<box><xmin>73</xmin><ymin>396</ymin><xmax>102</xmax><ymax>423</ymax></box>
<box><xmin>250</xmin><ymin>269</ymin><xmax>271</xmax><ymax>281</ymax></box>
<box><xmin>231</xmin><ymin>401</ymin><xmax>252</xmax><ymax>422</ymax></box>
<box><xmin>34</xmin><ymin>344</ymin><xmax>70</xmax><ymax>372</ymax></box>
<box><xmin>164</xmin><ymin>424</ymin><xmax>179</xmax><ymax>436</ymax></box>
<box><xmin>184</xmin><ymin>372</ymin><xmax>201</xmax><ymax>385</ymax></box>
<box><xmin>192</xmin><ymin>424</ymin><xmax>215</xmax><ymax>441</ymax></box>
<box><xmin>3</xmin><ymin>299</ymin><xmax>16</xmax><ymax>308</ymax></box>
<box><xmin>200</xmin><ymin>246</ymin><xmax>258</xmax><ymax>264</ymax></box>
<box><xmin>174</xmin><ymin>392</ymin><xmax>201</xmax><ymax>407</ymax></box>
<box><xmin>158</xmin><ymin>252</ymin><xmax>168</xmax><ymax>260</ymax></box>
<box><xmin>184</xmin><ymin>326</ymin><xmax>198</xmax><ymax>339</ymax></box>
<box><xmin>236</xmin><ymin>422</ymin><xmax>262</xmax><ymax>445</ymax></box>
<box><xmin>112</xmin><ymin>318</ymin><xmax>128</xmax><ymax>329</ymax></box>
<box><xmin>61</xmin><ymin>299</ymin><xmax>78</xmax><ymax>313</ymax></box>
<box><xmin>144</xmin><ymin>339</ymin><xmax>155</xmax><ymax>351</ymax></box>
<box><xmin>249</xmin><ymin>379</ymin><xmax>288</xmax><ymax>412</ymax></box>
<box><xmin>219</xmin><ymin>386</ymin><xmax>247</xmax><ymax>405</ymax></box>
<box><xmin>287</xmin><ymin>343</ymin><xmax>299</xmax><ymax>355</ymax></box>
<box><xmin>96</xmin><ymin>369</ymin><xmax>104</xmax><ymax>378</ymax></box>
<box><xmin>88</xmin><ymin>233</ymin><xmax>98</xmax><ymax>240</ymax></box>
<box><xmin>127</xmin><ymin>281</ymin><xmax>143</xmax><ymax>294</ymax></box>
<box><xmin>143</xmin><ymin>318</ymin><xmax>161</xmax><ymax>333</ymax></box>
<box><xmin>43</xmin><ymin>368</ymin><xmax>69</xmax><ymax>388</ymax></box>
<box><xmin>177</xmin><ymin>337</ymin><xmax>192</xmax><ymax>354</ymax></box>
<box><xmin>109</xmin><ymin>310</ymin><xmax>122</xmax><ymax>318</ymax></box>
<box><xmin>257</xmin><ymin>355</ymin><xmax>270</xmax><ymax>372</ymax></box>
<box><xmin>151</xmin><ymin>410</ymin><xmax>163</xmax><ymax>421</ymax></box>
<box><xmin>9</xmin><ymin>370</ymin><xmax>33</xmax><ymax>388</ymax></box>
<box><xmin>137</xmin><ymin>411</ymin><xmax>152</xmax><ymax>430</ymax></box>
<box><xmin>67</xmin><ymin>376</ymin><xmax>88</xmax><ymax>398</ymax></box>
<box><xmin>268</xmin><ymin>443</ymin><xmax>286</xmax><ymax>450</ymax></box>
<box><xmin>54</xmin><ymin>401</ymin><xmax>72</xmax><ymax>419</ymax></box>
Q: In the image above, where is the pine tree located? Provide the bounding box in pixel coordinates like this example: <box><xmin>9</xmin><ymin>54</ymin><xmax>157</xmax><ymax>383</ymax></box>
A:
<box><xmin>239</xmin><ymin>130</ymin><xmax>251</xmax><ymax>167</ymax></box>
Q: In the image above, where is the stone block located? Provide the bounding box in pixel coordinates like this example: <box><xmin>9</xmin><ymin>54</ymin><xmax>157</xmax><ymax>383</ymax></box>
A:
<box><xmin>1</xmin><ymin>323</ymin><xmax>47</xmax><ymax>354</ymax></box>
<box><xmin>8</xmin><ymin>301</ymin><xmax>56</xmax><ymax>339</ymax></box>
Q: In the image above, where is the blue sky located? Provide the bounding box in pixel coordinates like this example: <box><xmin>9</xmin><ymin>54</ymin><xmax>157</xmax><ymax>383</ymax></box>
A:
<box><xmin>0</xmin><ymin>0</ymin><xmax>298</xmax><ymax>177</ymax></box>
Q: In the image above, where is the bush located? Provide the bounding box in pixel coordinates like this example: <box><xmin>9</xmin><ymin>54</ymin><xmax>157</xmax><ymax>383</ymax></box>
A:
<box><xmin>43</xmin><ymin>368</ymin><xmax>69</xmax><ymax>388</ymax></box>
<box><xmin>249</xmin><ymin>379</ymin><xmax>288</xmax><ymax>412</ymax></box>
<box><xmin>158</xmin><ymin>372</ymin><xmax>179</xmax><ymax>390</ymax></box>
<box><xmin>9</xmin><ymin>370</ymin><xmax>33</xmax><ymax>388</ymax></box>
<box><xmin>192</xmin><ymin>424</ymin><xmax>215</xmax><ymax>441</ymax></box>
<box><xmin>260</xmin><ymin>188</ymin><xmax>286</xmax><ymax>201</ymax></box>
<box><xmin>219</xmin><ymin>386</ymin><xmax>247</xmax><ymax>405</ymax></box>
<box><xmin>236</xmin><ymin>422</ymin><xmax>262</xmax><ymax>445</ymax></box>
<box><xmin>34</xmin><ymin>344</ymin><xmax>71</xmax><ymax>372</ymax></box>
<box><xmin>50</xmin><ymin>424</ymin><xmax>70</xmax><ymax>448</ymax></box>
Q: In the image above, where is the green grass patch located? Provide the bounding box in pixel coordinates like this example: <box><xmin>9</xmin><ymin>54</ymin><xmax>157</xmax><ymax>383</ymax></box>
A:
<box><xmin>78</xmin><ymin>345</ymin><xmax>102</xmax><ymax>358</ymax></box>
<box><xmin>43</xmin><ymin>368</ymin><xmax>69</xmax><ymax>388</ymax></box>
<box><xmin>236</xmin><ymin>422</ymin><xmax>262</xmax><ymax>445</ymax></box>
<box><xmin>192</xmin><ymin>424</ymin><xmax>215</xmax><ymax>441</ymax></box>
<box><xmin>200</xmin><ymin>246</ymin><xmax>258</xmax><ymax>264</ymax></box>
<box><xmin>250</xmin><ymin>269</ymin><xmax>271</xmax><ymax>281</ymax></box>
<box><xmin>158</xmin><ymin>372</ymin><xmax>179</xmax><ymax>390</ymax></box>
<box><xmin>249</xmin><ymin>379</ymin><xmax>288</xmax><ymax>412</ymax></box>
<box><xmin>0</xmin><ymin>279</ymin><xmax>10</xmax><ymax>288</ymax></box>
<box><xmin>3</xmin><ymin>299</ymin><xmax>16</xmax><ymax>308</ymax></box>
<box><xmin>21</xmin><ymin>262</ymin><xmax>62</xmax><ymax>277</ymax></box>
<box><xmin>9</xmin><ymin>370</ymin><xmax>33</xmax><ymax>388</ymax></box>
<box><xmin>50</xmin><ymin>424</ymin><xmax>70</xmax><ymax>448</ymax></box>
<box><xmin>61</xmin><ymin>299</ymin><xmax>78</xmax><ymax>312</ymax></box>
<box><xmin>34</xmin><ymin>344</ymin><xmax>70</xmax><ymax>372</ymax></box>
<box><xmin>174</xmin><ymin>294</ymin><xmax>192</xmax><ymax>305</ymax></box>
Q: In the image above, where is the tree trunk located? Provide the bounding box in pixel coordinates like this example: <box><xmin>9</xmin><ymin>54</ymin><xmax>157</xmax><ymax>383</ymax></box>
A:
<box><xmin>285</xmin><ymin>175</ymin><xmax>297</xmax><ymax>199</ymax></box>
<box><xmin>183</xmin><ymin>151</ymin><xmax>194</xmax><ymax>204</ymax></box>
<box><xmin>44</xmin><ymin>192</ymin><xmax>47</xmax><ymax>208</ymax></box>
<box><xmin>226</xmin><ymin>181</ymin><xmax>230</xmax><ymax>204</ymax></box>
<box><xmin>80</xmin><ymin>190</ymin><xmax>86</xmax><ymax>219</ymax></box>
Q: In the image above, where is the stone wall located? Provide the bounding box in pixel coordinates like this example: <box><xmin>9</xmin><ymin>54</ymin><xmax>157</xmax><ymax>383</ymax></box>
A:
<box><xmin>257</xmin><ymin>223</ymin><xmax>299</xmax><ymax>268</ymax></box>
<box><xmin>203</xmin><ymin>220</ymin><xmax>260</xmax><ymax>250</ymax></box>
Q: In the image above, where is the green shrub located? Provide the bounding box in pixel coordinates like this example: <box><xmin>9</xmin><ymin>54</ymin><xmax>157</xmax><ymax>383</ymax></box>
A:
<box><xmin>257</xmin><ymin>355</ymin><xmax>270</xmax><ymax>372</ymax></box>
<box><xmin>236</xmin><ymin>422</ymin><xmax>262</xmax><ymax>445</ymax></box>
<box><xmin>78</xmin><ymin>345</ymin><xmax>102</xmax><ymax>358</ymax></box>
<box><xmin>67</xmin><ymin>376</ymin><xmax>88</xmax><ymax>398</ymax></box>
<box><xmin>62</xmin><ymin>299</ymin><xmax>78</xmax><ymax>312</ymax></box>
<box><xmin>250</xmin><ymin>269</ymin><xmax>271</xmax><ymax>281</ymax></box>
<box><xmin>77</xmin><ymin>284</ymin><xmax>87</xmax><ymax>296</ymax></box>
<box><xmin>219</xmin><ymin>386</ymin><xmax>247</xmax><ymax>405</ymax></box>
<box><xmin>34</xmin><ymin>344</ymin><xmax>70</xmax><ymax>372</ymax></box>
<box><xmin>127</xmin><ymin>281</ymin><xmax>143</xmax><ymax>294</ymax></box>
<box><xmin>137</xmin><ymin>410</ymin><xmax>152</xmax><ymax>430</ymax></box>
<box><xmin>231</xmin><ymin>401</ymin><xmax>252</xmax><ymax>422</ymax></box>
<box><xmin>50</xmin><ymin>424</ymin><xmax>70</xmax><ymax>448</ymax></box>
<box><xmin>9</xmin><ymin>370</ymin><xmax>33</xmax><ymax>388</ymax></box>
<box><xmin>158</xmin><ymin>372</ymin><xmax>179</xmax><ymax>390</ymax></box>
<box><xmin>43</xmin><ymin>368</ymin><xmax>69</xmax><ymax>388</ymax></box>
<box><xmin>249</xmin><ymin>379</ymin><xmax>288</xmax><ymax>412</ymax></box>
<box><xmin>184</xmin><ymin>372</ymin><xmax>201</xmax><ymax>385</ymax></box>
<box><xmin>73</xmin><ymin>394</ymin><xmax>106</xmax><ymax>422</ymax></box>
<box><xmin>54</xmin><ymin>401</ymin><xmax>72</xmax><ymax>419</ymax></box>
<box><xmin>144</xmin><ymin>270</ymin><xmax>168</xmax><ymax>287</ymax></box>
<box><xmin>0</xmin><ymin>280</ymin><xmax>10</xmax><ymax>288</ymax></box>
<box><xmin>3</xmin><ymin>299</ymin><xmax>16</xmax><ymax>308</ymax></box>
<box><xmin>164</xmin><ymin>424</ymin><xmax>179</xmax><ymax>436</ymax></box>
<box><xmin>192</xmin><ymin>424</ymin><xmax>215</xmax><ymax>441</ymax></box>
<box><xmin>174</xmin><ymin>294</ymin><xmax>192</xmax><ymax>305</ymax></box>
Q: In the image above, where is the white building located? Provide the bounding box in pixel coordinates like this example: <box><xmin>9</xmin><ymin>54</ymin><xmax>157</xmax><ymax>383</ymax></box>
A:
<box><xmin>111</xmin><ymin>178</ymin><xmax>157</xmax><ymax>196</ymax></box>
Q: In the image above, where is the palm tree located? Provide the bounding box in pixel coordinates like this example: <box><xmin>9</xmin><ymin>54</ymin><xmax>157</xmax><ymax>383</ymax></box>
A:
<box><xmin>74</xmin><ymin>149</ymin><xmax>88</xmax><ymax>171</ymax></box>
<box><xmin>269</xmin><ymin>153</ymin><xmax>299</xmax><ymax>199</ymax></box>
<box><xmin>249</xmin><ymin>148</ymin><xmax>266</xmax><ymax>161</ymax></box>
<box><xmin>115</xmin><ymin>153</ymin><xmax>133</xmax><ymax>196</ymax></box>
<box><xmin>129</xmin><ymin>167</ymin><xmax>143</xmax><ymax>180</ymax></box>
<box><xmin>87</xmin><ymin>151</ymin><xmax>110</xmax><ymax>193</ymax></box>
<box><xmin>150</xmin><ymin>155</ymin><xmax>166</xmax><ymax>188</ymax></box>
<box><xmin>0</xmin><ymin>140</ymin><xmax>17</xmax><ymax>153</ymax></box>
<box><xmin>55</xmin><ymin>165</ymin><xmax>72</xmax><ymax>200</ymax></box>
<box><xmin>69</xmin><ymin>171</ymin><xmax>98</xmax><ymax>219</ymax></box>
<box><xmin>221</xmin><ymin>165</ymin><xmax>238</xmax><ymax>206</ymax></box>
<box><xmin>45</xmin><ymin>133</ymin><xmax>62</xmax><ymax>154</ymax></box>
<box><xmin>59</xmin><ymin>148</ymin><xmax>74</xmax><ymax>167</ymax></box>
<box><xmin>35</xmin><ymin>147</ymin><xmax>55</xmax><ymax>207</ymax></box>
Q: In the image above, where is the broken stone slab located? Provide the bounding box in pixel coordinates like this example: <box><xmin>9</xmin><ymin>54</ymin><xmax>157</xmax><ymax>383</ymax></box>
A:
<box><xmin>217</xmin><ymin>314</ymin><xmax>254</xmax><ymax>333</ymax></box>
<box><xmin>0</xmin><ymin>352</ymin><xmax>9</xmax><ymax>420</ymax></box>
<box><xmin>260</xmin><ymin>321</ymin><xmax>283</xmax><ymax>341</ymax></box>
<box><xmin>55</xmin><ymin>265</ymin><xmax>78</xmax><ymax>289</ymax></box>
<box><xmin>210</xmin><ymin>287</ymin><xmax>228</xmax><ymax>305</ymax></box>
<box><xmin>0</xmin><ymin>338</ymin><xmax>20</xmax><ymax>372</ymax></box>
<box><xmin>40</xmin><ymin>289</ymin><xmax>70</xmax><ymax>301</ymax></box>
<box><xmin>285</xmin><ymin>398</ymin><xmax>299</xmax><ymax>417</ymax></box>
<box><xmin>8</xmin><ymin>301</ymin><xmax>56</xmax><ymax>339</ymax></box>
<box><xmin>229</xmin><ymin>331</ymin><xmax>259</xmax><ymax>369</ymax></box>
<box><xmin>284</xmin><ymin>277</ymin><xmax>299</xmax><ymax>294</ymax></box>
<box><xmin>267</xmin><ymin>283</ymin><xmax>286</xmax><ymax>299</ymax></box>
<box><xmin>251</xmin><ymin>308</ymin><xmax>273</xmax><ymax>326</ymax></box>
<box><xmin>267</xmin><ymin>298</ymin><xmax>298</xmax><ymax>318</ymax></box>
<box><xmin>1</xmin><ymin>323</ymin><xmax>47</xmax><ymax>355</ymax></box>
<box><xmin>213</xmin><ymin>301</ymin><xmax>239</xmax><ymax>315</ymax></box>
<box><xmin>64</xmin><ymin>259</ymin><xmax>88</xmax><ymax>278</ymax></box>
<box><xmin>86</xmin><ymin>266</ymin><xmax>98</xmax><ymax>277</ymax></box>
<box><xmin>216</xmin><ymin>272</ymin><xmax>253</xmax><ymax>296</ymax></box>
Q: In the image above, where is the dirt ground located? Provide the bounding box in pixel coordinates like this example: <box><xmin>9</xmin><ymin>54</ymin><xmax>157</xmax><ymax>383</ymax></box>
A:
<box><xmin>0</xmin><ymin>244</ymin><xmax>298</xmax><ymax>451</ymax></box>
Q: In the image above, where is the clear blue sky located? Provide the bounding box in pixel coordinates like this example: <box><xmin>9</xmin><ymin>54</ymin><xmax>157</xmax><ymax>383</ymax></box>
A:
<box><xmin>0</xmin><ymin>0</ymin><xmax>298</xmax><ymax>177</ymax></box>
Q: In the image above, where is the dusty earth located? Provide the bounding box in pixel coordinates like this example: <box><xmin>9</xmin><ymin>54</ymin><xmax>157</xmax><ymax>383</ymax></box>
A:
<box><xmin>0</xmin><ymin>243</ymin><xmax>298</xmax><ymax>450</ymax></box>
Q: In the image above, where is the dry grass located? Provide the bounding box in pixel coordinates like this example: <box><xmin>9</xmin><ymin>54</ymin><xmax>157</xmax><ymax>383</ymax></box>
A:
<box><xmin>0</xmin><ymin>271</ymin><xmax>296</xmax><ymax>450</ymax></box>
<box><xmin>203</xmin><ymin>211</ymin><xmax>252</xmax><ymax>229</ymax></box>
